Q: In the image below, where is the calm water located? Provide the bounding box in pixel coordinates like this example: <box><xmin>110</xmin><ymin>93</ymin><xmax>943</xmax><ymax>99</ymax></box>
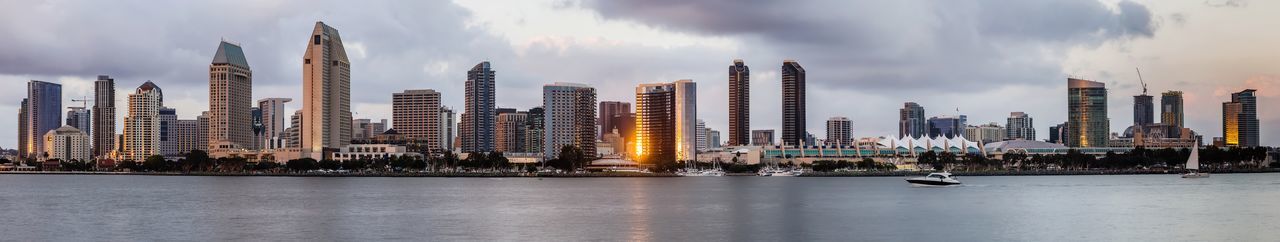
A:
<box><xmin>1</xmin><ymin>173</ymin><xmax>1278</xmax><ymax>241</ymax></box>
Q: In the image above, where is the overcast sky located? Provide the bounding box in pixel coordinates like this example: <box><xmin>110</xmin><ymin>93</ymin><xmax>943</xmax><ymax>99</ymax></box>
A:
<box><xmin>1</xmin><ymin>0</ymin><xmax>1277</xmax><ymax>149</ymax></box>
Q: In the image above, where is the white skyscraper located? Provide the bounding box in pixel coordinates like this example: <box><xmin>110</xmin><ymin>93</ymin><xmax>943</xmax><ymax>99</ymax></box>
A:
<box><xmin>695</xmin><ymin>119</ymin><xmax>707</xmax><ymax>152</ymax></box>
<box><xmin>258</xmin><ymin>98</ymin><xmax>292</xmax><ymax>149</ymax></box>
<box><xmin>209</xmin><ymin>41</ymin><xmax>254</xmax><ymax>152</ymax></box>
<box><xmin>122</xmin><ymin>81</ymin><xmax>163</xmax><ymax>161</ymax></box>
<box><xmin>542</xmin><ymin>82</ymin><xmax>597</xmax><ymax>158</ymax></box>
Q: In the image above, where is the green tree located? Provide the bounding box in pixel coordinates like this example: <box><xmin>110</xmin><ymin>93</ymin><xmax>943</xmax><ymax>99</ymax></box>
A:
<box><xmin>143</xmin><ymin>155</ymin><xmax>168</xmax><ymax>172</ymax></box>
<box><xmin>318</xmin><ymin>159</ymin><xmax>341</xmax><ymax>170</ymax></box>
<box><xmin>286</xmin><ymin>158</ymin><xmax>319</xmax><ymax>171</ymax></box>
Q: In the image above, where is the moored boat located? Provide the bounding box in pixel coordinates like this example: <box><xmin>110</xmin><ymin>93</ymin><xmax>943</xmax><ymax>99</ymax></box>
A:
<box><xmin>906</xmin><ymin>172</ymin><xmax>961</xmax><ymax>186</ymax></box>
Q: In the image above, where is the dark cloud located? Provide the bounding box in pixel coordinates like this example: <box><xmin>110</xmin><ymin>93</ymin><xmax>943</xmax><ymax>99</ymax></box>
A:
<box><xmin>583</xmin><ymin>0</ymin><xmax>1156</xmax><ymax>92</ymax></box>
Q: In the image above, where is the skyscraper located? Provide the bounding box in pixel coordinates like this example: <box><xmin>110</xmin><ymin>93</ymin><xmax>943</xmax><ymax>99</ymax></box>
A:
<box><xmin>611</xmin><ymin>112</ymin><xmax>635</xmax><ymax>155</ymax></box>
<box><xmin>707</xmin><ymin>129</ymin><xmax>721</xmax><ymax>149</ymax></box>
<box><xmin>1006</xmin><ymin>112</ymin><xmax>1035</xmax><ymax>140</ymax></box>
<box><xmin>1067</xmin><ymin>78</ymin><xmax>1109</xmax><ymax>148</ymax></box>
<box><xmin>258</xmin><ymin>98</ymin><xmax>292</xmax><ymax>149</ymax></box>
<box><xmin>1049</xmin><ymin>122</ymin><xmax>1067</xmax><ymax>144</ymax></box>
<box><xmin>174</xmin><ymin>119</ymin><xmax>200</xmax><ymax>154</ymax></box>
<box><xmin>18</xmin><ymin>98</ymin><xmax>27</xmax><ymax>160</ymax></box>
<box><xmin>441</xmin><ymin>106</ymin><xmax>456</xmax><ymax>152</ymax></box>
<box><xmin>598</xmin><ymin>101</ymin><xmax>631</xmax><ymax>140</ymax></box>
<box><xmin>209</xmin><ymin>41</ymin><xmax>254</xmax><ymax>152</ymax></box>
<box><xmin>25</xmin><ymin>80</ymin><xmax>62</xmax><ymax>159</ymax></box>
<box><xmin>728</xmin><ymin>59</ymin><xmax>750</xmax><ymax>146</ymax></box>
<box><xmin>159</xmin><ymin>107</ymin><xmax>179</xmax><ymax>156</ymax></box>
<box><xmin>673</xmin><ymin>80</ymin><xmax>697</xmax><ymax>161</ymax></box>
<box><xmin>461</xmin><ymin>61</ymin><xmax>496</xmax><ymax>153</ymax></box>
<box><xmin>543</xmin><ymin>83</ymin><xmax>597</xmax><ymax>159</ymax></box>
<box><xmin>635</xmin><ymin>83</ymin><xmax>676</xmax><ymax>164</ymax></box>
<box><xmin>523</xmin><ymin>107</ymin><xmax>543</xmax><ymax>154</ymax></box>
<box><xmin>301</xmin><ymin>21</ymin><xmax>352</xmax><ymax>159</ymax></box>
<box><xmin>1161</xmin><ymin>91</ymin><xmax>1184</xmax><ymax>128</ymax></box>
<box><xmin>826</xmin><ymin>117</ymin><xmax>852</xmax><ymax>146</ymax></box>
<box><xmin>899</xmin><ymin>102</ymin><xmax>926</xmax><ymax>138</ymax></box>
<box><xmin>1134</xmin><ymin>94</ymin><xmax>1154</xmax><ymax>126</ymax></box>
<box><xmin>781</xmin><ymin>60</ymin><xmax>806</xmax><ymax>146</ymax></box>
<box><xmin>695</xmin><ymin>119</ymin><xmax>707</xmax><ymax>152</ymax></box>
<box><xmin>66</xmin><ymin>107</ymin><xmax>91</xmax><ymax>135</ymax></box>
<box><xmin>392</xmin><ymin>89</ymin><xmax>442</xmax><ymax>150</ymax></box>
<box><xmin>1223</xmin><ymin>89</ymin><xmax>1259</xmax><ymax>147</ymax></box>
<box><xmin>751</xmin><ymin>130</ymin><xmax>775</xmax><ymax>146</ymax></box>
<box><xmin>122</xmin><ymin>81</ymin><xmax>162</xmax><ymax>161</ymax></box>
<box><xmin>93</xmin><ymin>75</ymin><xmax>115</xmax><ymax>158</ymax></box>
<box><xmin>927</xmin><ymin>115</ymin><xmax>967</xmax><ymax>138</ymax></box>
<box><xmin>496</xmin><ymin>111</ymin><xmax>527</xmax><ymax>153</ymax></box>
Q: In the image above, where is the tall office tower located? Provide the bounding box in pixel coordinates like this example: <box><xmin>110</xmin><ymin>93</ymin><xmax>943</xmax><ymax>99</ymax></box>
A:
<box><xmin>543</xmin><ymin>83</ymin><xmax>598</xmax><ymax>159</ymax></box>
<box><xmin>258</xmin><ymin>98</ymin><xmax>292</xmax><ymax>149</ymax></box>
<box><xmin>751</xmin><ymin>130</ymin><xmax>775</xmax><ymax>146</ymax></box>
<box><xmin>780</xmin><ymin>60</ymin><xmax>806</xmax><ymax>146</ymax></box>
<box><xmin>196</xmin><ymin>111</ymin><xmax>209</xmax><ymax>152</ymax></box>
<box><xmin>66</xmin><ymin>107</ymin><xmax>91</xmax><ymax>134</ymax></box>
<box><xmin>672</xmin><ymin>80</ymin><xmax>697</xmax><ymax>161</ymax></box>
<box><xmin>1048</xmin><ymin>122</ymin><xmax>1067</xmax><ymax>144</ymax></box>
<box><xmin>1006</xmin><ymin>112</ymin><xmax>1035</xmax><ymax>141</ymax></box>
<box><xmin>43</xmin><ymin>126</ymin><xmax>90</xmax><ymax>162</ymax></box>
<box><xmin>728</xmin><ymin>59</ymin><xmax>750</xmax><ymax>146</ymax></box>
<box><xmin>598</xmin><ymin>101</ymin><xmax>631</xmax><ymax>140</ymax></box>
<box><xmin>1223</xmin><ymin>89</ymin><xmax>1259</xmax><ymax>147</ymax></box>
<box><xmin>899</xmin><ymin>102</ymin><xmax>926</xmax><ymax>138</ymax></box>
<box><xmin>636</xmin><ymin>83</ymin><xmax>676</xmax><ymax>164</ymax></box>
<box><xmin>523</xmin><ymin>107</ymin><xmax>544</xmax><ymax>154</ymax></box>
<box><xmin>158</xmin><ymin>107</ymin><xmax>178</xmax><ymax>156</ymax></box>
<box><xmin>209</xmin><ymin>41</ymin><xmax>254</xmax><ymax>151</ymax></box>
<box><xmin>287</xmin><ymin>110</ymin><xmax>301</xmax><ymax>148</ymax></box>
<box><xmin>93</xmin><ymin>75</ymin><xmax>116</xmax><ymax>158</ymax></box>
<box><xmin>826</xmin><ymin>117</ymin><xmax>853</xmax><ymax>146</ymax></box>
<box><xmin>122</xmin><ymin>81</ymin><xmax>163</xmax><ymax>161</ymax></box>
<box><xmin>174</xmin><ymin>119</ymin><xmax>200</xmax><ymax>154</ymax></box>
<box><xmin>927</xmin><ymin>115</ymin><xmax>967</xmax><ymax>138</ymax></box>
<box><xmin>495</xmin><ymin>111</ymin><xmax>527</xmax><ymax>153</ymax></box>
<box><xmin>301</xmin><ymin>21</ymin><xmax>352</xmax><ymax>159</ymax></box>
<box><xmin>393</xmin><ymin>89</ymin><xmax>442</xmax><ymax>150</ymax></box>
<box><xmin>708</xmin><ymin>129</ymin><xmax>721</xmax><ymax>149</ymax></box>
<box><xmin>25</xmin><ymin>80</ymin><xmax>62</xmax><ymax>159</ymax></box>
<box><xmin>461</xmin><ymin>61</ymin><xmax>496</xmax><ymax>153</ymax></box>
<box><xmin>441</xmin><ymin>106</ymin><xmax>456</xmax><ymax>151</ymax></box>
<box><xmin>611</xmin><ymin>112</ymin><xmax>636</xmax><ymax>155</ymax></box>
<box><xmin>1066</xmin><ymin>78</ymin><xmax>1109</xmax><ymax>147</ymax></box>
<box><xmin>1161</xmin><ymin>91</ymin><xmax>1184</xmax><ymax>128</ymax></box>
<box><xmin>18</xmin><ymin>99</ymin><xmax>28</xmax><ymax>159</ymax></box>
<box><xmin>695</xmin><ymin>119</ymin><xmax>708</xmax><ymax>152</ymax></box>
<box><xmin>1134</xmin><ymin>94</ymin><xmax>1154</xmax><ymax>126</ymax></box>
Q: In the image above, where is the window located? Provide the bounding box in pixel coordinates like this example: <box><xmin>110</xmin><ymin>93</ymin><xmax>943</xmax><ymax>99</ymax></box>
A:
<box><xmin>304</xmin><ymin>59</ymin><xmax>310</xmax><ymax>64</ymax></box>
<box><xmin>313</xmin><ymin>35</ymin><xmax>321</xmax><ymax>45</ymax></box>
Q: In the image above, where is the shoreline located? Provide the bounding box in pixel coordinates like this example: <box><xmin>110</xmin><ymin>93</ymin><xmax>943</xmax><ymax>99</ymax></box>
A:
<box><xmin>1</xmin><ymin>169</ymin><xmax>1277</xmax><ymax>177</ymax></box>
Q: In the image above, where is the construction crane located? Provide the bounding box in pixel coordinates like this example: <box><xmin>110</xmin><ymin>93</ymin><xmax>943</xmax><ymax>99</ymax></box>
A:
<box><xmin>1135</xmin><ymin>68</ymin><xmax>1147</xmax><ymax>95</ymax></box>
<box><xmin>70</xmin><ymin>96</ymin><xmax>93</xmax><ymax>109</ymax></box>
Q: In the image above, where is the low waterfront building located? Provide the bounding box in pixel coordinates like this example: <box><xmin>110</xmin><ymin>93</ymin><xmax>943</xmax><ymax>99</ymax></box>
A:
<box><xmin>329</xmin><ymin>144</ymin><xmax>421</xmax><ymax>161</ymax></box>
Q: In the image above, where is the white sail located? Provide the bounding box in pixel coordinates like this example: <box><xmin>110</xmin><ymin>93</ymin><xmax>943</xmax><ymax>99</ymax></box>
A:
<box><xmin>1186</xmin><ymin>143</ymin><xmax>1200</xmax><ymax>170</ymax></box>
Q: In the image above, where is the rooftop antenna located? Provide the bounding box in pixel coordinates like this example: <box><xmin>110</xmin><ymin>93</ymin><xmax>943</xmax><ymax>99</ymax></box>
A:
<box><xmin>1135</xmin><ymin>67</ymin><xmax>1147</xmax><ymax>95</ymax></box>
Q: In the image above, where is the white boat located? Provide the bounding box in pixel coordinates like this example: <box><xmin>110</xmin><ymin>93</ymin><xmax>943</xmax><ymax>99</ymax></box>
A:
<box><xmin>906</xmin><ymin>172</ymin><xmax>961</xmax><ymax>186</ymax></box>
<box><xmin>680</xmin><ymin>168</ymin><xmax>726</xmax><ymax>177</ymax></box>
<box><xmin>757</xmin><ymin>167</ymin><xmax>802</xmax><ymax>177</ymax></box>
<box><xmin>1181</xmin><ymin>143</ymin><xmax>1210</xmax><ymax>178</ymax></box>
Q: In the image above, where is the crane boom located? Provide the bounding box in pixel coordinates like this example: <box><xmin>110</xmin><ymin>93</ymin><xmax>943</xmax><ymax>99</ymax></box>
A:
<box><xmin>1135</xmin><ymin>68</ymin><xmax>1147</xmax><ymax>95</ymax></box>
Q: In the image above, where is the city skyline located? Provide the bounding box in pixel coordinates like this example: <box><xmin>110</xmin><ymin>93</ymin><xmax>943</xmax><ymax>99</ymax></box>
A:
<box><xmin>2</xmin><ymin>1</ymin><xmax>1280</xmax><ymax>149</ymax></box>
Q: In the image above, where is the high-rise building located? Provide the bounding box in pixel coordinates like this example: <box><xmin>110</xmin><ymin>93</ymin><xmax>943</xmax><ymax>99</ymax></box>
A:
<box><xmin>93</xmin><ymin>75</ymin><xmax>116</xmax><ymax>158</ymax></box>
<box><xmin>1223</xmin><ymin>89</ymin><xmax>1259</xmax><ymax>147</ymax></box>
<box><xmin>18</xmin><ymin>98</ymin><xmax>27</xmax><ymax>160</ymax></box>
<box><xmin>209</xmin><ymin>41</ymin><xmax>254</xmax><ymax>152</ymax></box>
<box><xmin>441</xmin><ymin>106</ymin><xmax>456</xmax><ymax>152</ymax></box>
<box><xmin>66</xmin><ymin>107</ymin><xmax>91</xmax><ymax>135</ymax></box>
<box><xmin>197</xmin><ymin>111</ymin><xmax>209</xmax><ymax>152</ymax></box>
<box><xmin>826</xmin><ymin>117</ymin><xmax>853</xmax><ymax>146</ymax></box>
<box><xmin>695</xmin><ymin>119</ymin><xmax>708</xmax><ymax>152</ymax></box>
<box><xmin>598</xmin><ymin>101</ymin><xmax>631</xmax><ymax>141</ymax></box>
<box><xmin>543</xmin><ymin>83</ymin><xmax>597</xmax><ymax>159</ymax></box>
<box><xmin>1067</xmin><ymin>78</ymin><xmax>1109</xmax><ymax>147</ymax></box>
<box><xmin>1134</xmin><ymin>94</ymin><xmax>1154</xmax><ymax>126</ymax></box>
<box><xmin>1006</xmin><ymin>112</ymin><xmax>1035</xmax><ymax>141</ymax></box>
<box><xmin>611</xmin><ymin>112</ymin><xmax>635</xmax><ymax>155</ymax></box>
<box><xmin>122</xmin><ymin>81</ymin><xmax>163</xmax><ymax>161</ymax></box>
<box><xmin>461</xmin><ymin>61</ymin><xmax>496</xmax><ymax>153</ymax></box>
<box><xmin>258</xmin><ymin>98</ymin><xmax>292</xmax><ymax>149</ymax></box>
<box><xmin>635</xmin><ymin>83</ymin><xmax>676</xmax><ymax>164</ymax></box>
<box><xmin>899</xmin><ymin>102</ymin><xmax>926</xmax><ymax>138</ymax></box>
<box><xmin>1161</xmin><ymin>91</ymin><xmax>1184</xmax><ymax>128</ymax></box>
<box><xmin>964</xmin><ymin>123</ymin><xmax>1006</xmax><ymax>144</ymax></box>
<box><xmin>301</xmin><ymin>21</ymin><xmax>353</xmax><ymax>159</ymax></box>
<box><xmin>496</xmin><ymin>111</ymin><xmax>527</xmax><ymax>153</ymax></box>
<box><xmin>159</xmin><ymin>107</ymin><xmax>179</xmax><ymax>156</ymax></box>
<box><xmin>707</xmin><ymin>129</ymin><xmax>721</xmax><ymax>149</ymax></box>
<box><xmin>752</xmin><ymin>130</ymin><xmax>775</xmax><ymax>146</ymax></box>
<box><xmin>1048</xmin><ymin>122</ymin><xmax>1067</xmax><ymax>144</ymax></box>
<box><xmin>286</xmin><ymin>110</ymin><xmax>301</xmax><ymax>148</ymax></box>
<box><xmin>673</xmin><ymin>80</ymin><xmax>697</xmax><ymax>161</ymax></box>
<box><xmin>25</xmin><ymin>80</ymin><xmax>62</xmax><ymax>159</ymax></box>
<box><xmin>523</xmin><ymin>107</ymin><xmax>543</xmax><ymax>154</ymax></box>
<box><xmin>43</xmin><ymin>125</ymin><xmax>90</xmax><ymax>162</ymax></box>
<box><xmin>728</xmin><ymin>59</ymin><xmax>750</xmax><ymax>146</ymax></box>
<box><xmin>351</xmin><ymin>119</ymin><xmax>387</xmax><ymax>141</ymax></box>
<box><xmin>928</xmin><ymin>115</ymin><xmax>967</xmax><ymax>138</ymax></box>
<box><xmin>174</xmin><ymin>119</ymin><xmax>200</xmax><ymax>154</ymax></box>
<box><xmin>392</xmin><ymin>89</ymin><xmax>442</xmax><ymax>150</ymax></box>
<box><xmin>781</xmin><ymin>60</ymin><xmax>806</xmax><ymax>146</ymax></box>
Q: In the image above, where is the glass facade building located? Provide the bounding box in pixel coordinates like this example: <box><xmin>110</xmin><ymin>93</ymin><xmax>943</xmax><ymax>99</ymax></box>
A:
<box><xmin>1066</xmin><ymin>78</ymin><xmax>1109</xmax><ymax>147</ymax></box>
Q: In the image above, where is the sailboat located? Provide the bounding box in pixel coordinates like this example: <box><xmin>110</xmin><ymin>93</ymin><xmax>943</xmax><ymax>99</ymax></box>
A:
<box><xmin>1181</xmin><ymin>142</ymin><xmax>1209</xmax><ymax>178</ymax></box>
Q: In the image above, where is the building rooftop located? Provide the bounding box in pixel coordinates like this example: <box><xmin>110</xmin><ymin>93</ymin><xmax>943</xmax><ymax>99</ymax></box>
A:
<box><xmin>211</xmin><ymin>41</ymin><xmax>250</xmax><ymax>68</ymax></box>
